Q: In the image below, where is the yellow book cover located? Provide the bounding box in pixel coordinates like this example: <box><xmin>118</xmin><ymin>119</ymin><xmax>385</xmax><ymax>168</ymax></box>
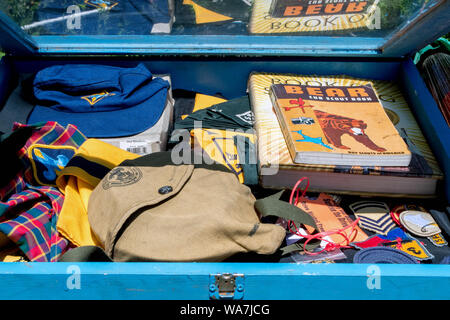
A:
<box><xmin>247</xmin><ymin>72</ymin><xmax>443</xmax><ymax>196</ymax></box>
<box><xmin>249</xmin><ymin>0</ymin><xmax>379</xmax><ymax>34</ymax></box>
<box><xmin>269</xmin><ymin>82</ymin><xmax>411</xmax><ymax>166</ymax></box>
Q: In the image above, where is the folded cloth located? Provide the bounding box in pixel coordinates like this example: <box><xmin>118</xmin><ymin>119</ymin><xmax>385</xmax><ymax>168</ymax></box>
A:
<box><xmin>191</xmin><ymin>128</ymin><xmax>258</xmax><ymax>185</ymax></box>
<box><xmin>28</xmin><ymin>63</ymin><xmax>170</xmax><ymax>138</ymax></box>
<box><xmin>55</xmin><ymin>139</ymin><xmax>139</xmax><ymax>247</ymax></box>
<box><xmin>0</xmin><ymin>121</ymin><xmax>86</xmax><ymax>261</ymax></box>
<box><xmin>174</xmin><ymin>95</ymin><xmax>254</xmax><ymax>131</ymax></box>
<box><xmin>172</xmin><ymin>89</ymin><xmax>227</xmax><ymax>122</ymax></box>
<box><xmin>0</xmin><ymin>121</ymin><xmax>87</xmax><ymax>199</ymax></box>
<box><xmin>0</xmin><ymin>185</ymin><xmax>68</xmax><ymax>262</ymax></box>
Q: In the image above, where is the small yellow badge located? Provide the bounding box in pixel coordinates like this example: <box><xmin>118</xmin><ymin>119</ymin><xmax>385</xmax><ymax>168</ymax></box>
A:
<box><xmin>428</xmin><ymin>233</ymin><xmax>448</xmax><ymax>247</ymax></box>
<box><xmin>81</xmin><ymin>91</ymin><xmax>116</xmax><ymax>106</ymax></box>
<box><xmin>387</xmin><ymin>240</ymin><xmax>434</xmax><ymax>261</ymax></box>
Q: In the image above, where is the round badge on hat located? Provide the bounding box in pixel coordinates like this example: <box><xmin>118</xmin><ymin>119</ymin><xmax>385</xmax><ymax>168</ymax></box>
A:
<box><xmin>353</xmin><ymin>247</ymin><xmax>419</xmax><ymax>264</ymax></box>
<box><xmin>399</xmin><ymin>210</ymin><xmax>441</xmax><ymax>237</ymax></box>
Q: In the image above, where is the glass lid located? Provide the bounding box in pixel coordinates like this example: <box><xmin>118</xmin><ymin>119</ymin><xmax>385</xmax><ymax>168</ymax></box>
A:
<box><xmin>0</xmin><ymin>0</ymin><xmax>448</xmax><ymax>56</ymax></box>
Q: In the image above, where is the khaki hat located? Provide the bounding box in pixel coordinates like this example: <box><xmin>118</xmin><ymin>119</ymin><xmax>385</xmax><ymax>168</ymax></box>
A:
<box><xmin>87</xmin><ymin>151</ymin><xmax>286</xmax><ymax>262</ymax></box>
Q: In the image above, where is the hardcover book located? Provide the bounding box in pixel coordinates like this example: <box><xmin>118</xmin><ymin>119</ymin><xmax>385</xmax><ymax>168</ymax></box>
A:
<box><xmin>247</xmin><ymin>72</ymin><xmax>444</xmax><ymax>197</ymax></box>
<box><xmin>249</xmin><ymin>0</ymin><xmax>379</xmax><ymax>34</ymax></box>
<box><xmin>269</xmin><ymin>82</ymin><xmax>411</xmax><ymax>166</ymax></box>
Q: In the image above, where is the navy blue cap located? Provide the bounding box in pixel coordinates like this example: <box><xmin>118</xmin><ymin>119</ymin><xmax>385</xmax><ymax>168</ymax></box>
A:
<box><xmin>27</xmin><ymin>63</ymin><xmax>169</xmax><ymax>138</ymax></box>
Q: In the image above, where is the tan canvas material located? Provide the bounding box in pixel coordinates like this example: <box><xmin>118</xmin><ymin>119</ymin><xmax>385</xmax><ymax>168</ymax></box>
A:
<box><xmin>88</xmin><ymin>152</ymin><xmax>286</xmax><ymax>262</ymax></box>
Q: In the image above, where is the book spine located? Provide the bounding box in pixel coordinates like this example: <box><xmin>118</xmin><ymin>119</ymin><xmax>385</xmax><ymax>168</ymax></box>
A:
<box><xmin>269</xmin><ymin>89</ymin><xmax>299</xmax><ymax>163</ymax></box>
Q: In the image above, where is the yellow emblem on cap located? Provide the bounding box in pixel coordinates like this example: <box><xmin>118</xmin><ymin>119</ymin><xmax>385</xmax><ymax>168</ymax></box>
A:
<box><xmin>81</xmin><ymin>91</ymin><xmax>116</xmax><ymax>106</ymax></box>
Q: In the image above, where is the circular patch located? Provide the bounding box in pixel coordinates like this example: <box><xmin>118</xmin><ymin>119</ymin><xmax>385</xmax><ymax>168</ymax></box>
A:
<box><xmin>399</xmin><ymin>210</ymin><xmax>441</xmax><ymax>237</ymax></box>
<box><xmin>158</xmin><ymin>186</ymin><xmax>173</xmax><ymax>195</ymax></box>
<box><xmin>353</xmin><ymin>247</ymin><xmax>419</xmax><ymax>264</ymax></box>
<box><xmin>102</xmin><ymin>167</ymin><xmax>143</xmax><ymax>190</ymax></box>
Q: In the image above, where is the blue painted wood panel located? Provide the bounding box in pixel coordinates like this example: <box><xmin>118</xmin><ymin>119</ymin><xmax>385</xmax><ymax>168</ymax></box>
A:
<box><xmin>0</xmin><ymin>263</ymin><xmax>448</xmax><ymax>300</ymax></box>
<box><xmin>399</xmin><ymin>59</ymin><xmax>450</xmax><ymax>201</ymax></box>
<box><xmin>0</xmin><ymin>11</ymin><xmax>36</xmax><ymax>56</ymax></box>
<box><xmin>32</xmin><ymin>35</ymin><xmax>382</xmax><ymax>57</ymax></box>
<box><xmin>9</xmin><ymin>57</ymin><xmax>402</xmax><ymax>99</ymax></box>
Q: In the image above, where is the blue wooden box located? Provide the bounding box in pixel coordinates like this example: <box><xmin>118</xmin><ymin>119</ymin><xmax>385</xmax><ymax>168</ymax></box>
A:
<box><xmin>0</xmin><ymin>0</ymin><xmax>449</xmax><ymax>300</ymax></box>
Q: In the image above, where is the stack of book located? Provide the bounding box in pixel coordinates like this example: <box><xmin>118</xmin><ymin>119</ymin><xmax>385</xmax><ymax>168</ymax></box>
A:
<box><xmin>247</xmin><ymin>73</ymin><xmax>444</xmax><ymax>197</ymax></box>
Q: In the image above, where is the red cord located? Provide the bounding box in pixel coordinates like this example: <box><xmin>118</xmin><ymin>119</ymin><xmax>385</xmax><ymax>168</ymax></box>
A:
<box><xmin>287</xmin><ymin>177</ymin><xmax>360</xmax><ymax>255</ymax></box>
<box><xmin>289</xmin><ymin>177</ymin><xmax>310</xmax><ymax>206</ymax></box>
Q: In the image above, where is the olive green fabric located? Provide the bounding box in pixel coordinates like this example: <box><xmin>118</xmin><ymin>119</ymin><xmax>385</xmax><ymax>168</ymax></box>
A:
<box><xmin>254</xmin><ymin>191</ymin><xmax>321</xmax><ymax>255</ymax></box>
<box><xmin>234</xmin><ymin>134</ymin><xmax>259</xmax><ymax>186</ymax></box>
<box><xmin>174</xmin><ymin>96</ymin><xmax>254</xmax><ymax>131</ymax></box>
<box><xmin>59</xmin><ymin>245</ymin><xmax>112</xmax><ymax>262</ymax></box>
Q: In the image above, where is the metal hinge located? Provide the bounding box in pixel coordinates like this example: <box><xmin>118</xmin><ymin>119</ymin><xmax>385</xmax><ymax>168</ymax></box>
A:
<box><xmin>209</xmin><ymin>273</ymin><xmax>244</xmax><ymax>300</ymax></box>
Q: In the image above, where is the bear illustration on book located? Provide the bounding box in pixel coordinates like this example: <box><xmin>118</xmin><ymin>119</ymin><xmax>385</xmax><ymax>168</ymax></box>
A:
<box><xmin>286</xmin><ymin>97</ymin><xmax>386</xmax><ymax>152</ymax></box>
<box><xmin>313</xmin><ymin>110</ymin><xmax>387</xmax><ymax>152</ymax></box>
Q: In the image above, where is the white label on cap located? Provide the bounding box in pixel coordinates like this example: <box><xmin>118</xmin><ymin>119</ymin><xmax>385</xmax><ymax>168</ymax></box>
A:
<box><xmin>120</xmin><ymin>140</ymin><xmax>150</xmax><ymax>155</ymax></box>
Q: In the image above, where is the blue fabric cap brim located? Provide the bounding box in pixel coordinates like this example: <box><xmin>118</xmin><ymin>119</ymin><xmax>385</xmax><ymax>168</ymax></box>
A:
<box><xmin>28</xmin><ymin>80</ymin><xmax>168</xmax><ymax>138</ymax></box>
<box><xmin>28</xmin><ymin>63</ymin><xmax>169</xmax><ymax>139</ymax></box>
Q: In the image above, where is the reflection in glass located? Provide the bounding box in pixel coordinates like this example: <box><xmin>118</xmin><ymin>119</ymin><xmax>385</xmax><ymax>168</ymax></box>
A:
<box><xmin>0</xmin><ymin>0</ymin><xmax>441</xmax><ymax>38</ymax></box>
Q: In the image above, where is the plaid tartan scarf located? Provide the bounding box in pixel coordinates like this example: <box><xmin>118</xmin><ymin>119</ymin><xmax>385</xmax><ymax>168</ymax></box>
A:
<box><xmin>0</xmin><ymin>121</ymin><xmax>87</xmax><ymax>261</ymax></box>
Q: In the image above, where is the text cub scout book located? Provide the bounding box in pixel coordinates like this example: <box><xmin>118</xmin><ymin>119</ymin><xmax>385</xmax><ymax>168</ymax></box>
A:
<box><xmin>250</xmin><ymin>0</ymin><xmax>379</xmax><ymax>34</ymax></box>
<box><xmin>248</xmin><ymin>73</ymin><xmax>443</xmax><ymax>196</ymax></box>
<box><xmin>270</xmin><ymin>82</ymin><xmax>411</xmax><ymax>166</ymax></box>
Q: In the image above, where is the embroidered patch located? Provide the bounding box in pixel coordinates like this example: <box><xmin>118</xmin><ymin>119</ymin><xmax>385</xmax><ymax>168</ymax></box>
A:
<box><xmin>102</xmin><ymin>167</ymin><xmax>142</xmax><ymax>189</ymax></box>
<box><xmin>235</xmin><ymin>110</ymin><xmax>255</xmax><ymax>125</ymax></box>
<box><xmin>351</xmin><ymin>227</ymin><xmax>410</xmax><ymax>250</ymax></box>
<box><xmin>392</xmin><ymin>205</ymin><xmax>447</xmax><ymax>247</ymax></box>
<box><xmin>428</xmin><ymin>233</ymin><xmax>448</xmax><ymax>247</ymax></box>
<box><xmin>349</xmin><ymin>201</ymin><xmax>396</xmax><ymax>235</ymax></box>
<box><xmin>399</xmin><ymin>210</ymin><xmax>441</xmax><ymax>237</ymax></box>
<box><xmin>351</xmin><ymin>227</ymin><xmax>433</xmax><ymax>261</ymax></box>
<box><xmin>85</xmin><ymin>0</ymin><xmax>118</xmax><ymax>10</ymax></box>
<box><xmin>28</xmin><ymin>144</ymin><xmax>77</xmax><ymax>186</ymax></box>
<box><xmin>391</xmin><ymin>204</ymin><xmax>428</xmax><ymax>227</ymax></box>
<box><xmin>353</xmin><ymin>247</ymin><xmax>419</xmax><ymax>264</ymax></box>
<box><xmin>385</xmin><ymin>239</ymin><xmax>434</xmax><ymax>261</ymax></box>
<box><xmin>81</xmin><ymin>90</ymin><xmax>116</xmax><ymax>106</ymax></box>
